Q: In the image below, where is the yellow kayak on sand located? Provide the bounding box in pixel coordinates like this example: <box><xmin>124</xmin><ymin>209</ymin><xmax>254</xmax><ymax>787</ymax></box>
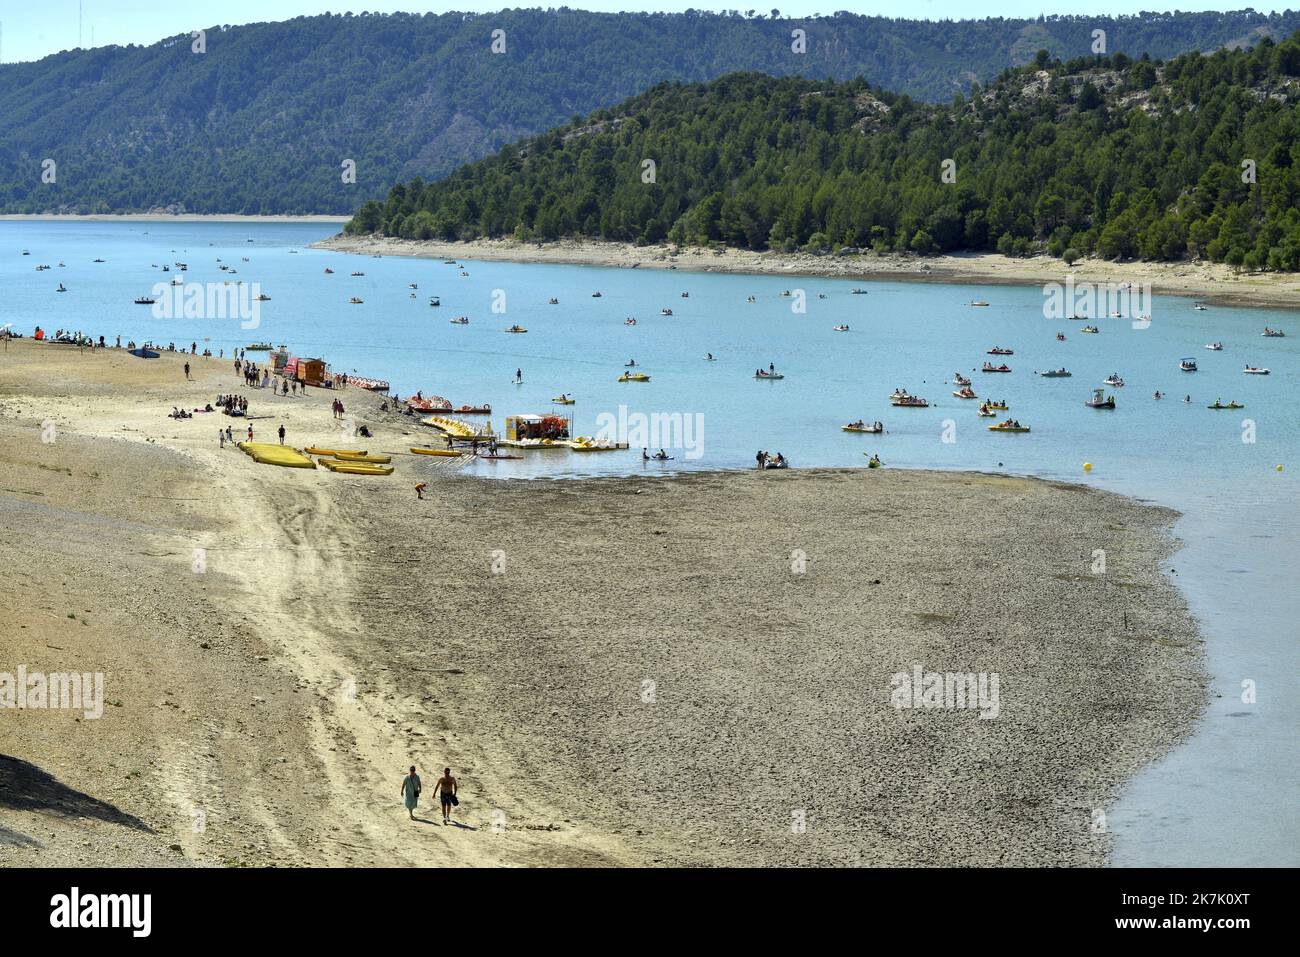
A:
<box><xmin>238</xmin><ymin>442</ymin><xmax>316</xmax><ymax>469</ymax></box>
<box><xmin>332</xmin><ymin>451</ymin><xmax>392</xmax><ymax>464</ymax></box>
<box><xmin>305</xmin><ymin>446</ymin><xmax>367</xmax><ymax>457</ymax></box>
<box><xmin>317</xmin><ymin>458</ymin><xmax>394</xmax><ymax>475</ymax></box>
<box><xmin>410</xmin><ymin>447</ymin><xmax>463</xmax><ymax>457</ymax></box>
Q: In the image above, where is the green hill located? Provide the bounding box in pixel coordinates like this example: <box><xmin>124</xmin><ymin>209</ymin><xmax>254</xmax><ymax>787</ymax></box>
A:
<box><xmin>3</xmin><ymin>9</ymin><xmax>1299</xmax><ymax>214</ymax></box>
<box><xmin>349</xmin><ymin>36</ymin><xmax>1300</xmax><ymax>271</ymax></box>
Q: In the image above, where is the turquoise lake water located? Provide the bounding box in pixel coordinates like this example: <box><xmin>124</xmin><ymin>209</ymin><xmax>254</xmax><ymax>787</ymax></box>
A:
<box><xmin>3</xmin><ymin>220</ymin><xmax>1296</xmax><ymax>865</ymax></box>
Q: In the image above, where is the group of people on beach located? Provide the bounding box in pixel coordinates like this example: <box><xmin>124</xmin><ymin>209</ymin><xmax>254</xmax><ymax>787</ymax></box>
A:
<box><xmin>331</xmin><ymin>398</ymin><xmax>346</xmax><ymax>419</ymax></box>
<box><xmin>236</xmin><ymin>358</ymin><xmax>271</xmax><ymax>389</ymax></box>
<box><xmin>756</xmin><ymin>450</ymin><xmax>788</xmax><ymax>469</ymax></box>
<box><xmin>217</xmin><ymin>394</ymin><xmax>249</xmax><ymax>416</ymax></box>
<box><xmin>399</xmin><ymin>766</ymin><xmax>459</xmax><ymax>824</ymax></box>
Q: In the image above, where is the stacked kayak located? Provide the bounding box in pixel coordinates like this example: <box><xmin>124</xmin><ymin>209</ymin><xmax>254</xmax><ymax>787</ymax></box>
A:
<box><xmin>305</xmin><ymin>446</ymin><xmax>366</xmax><ymax>457</ymax></box>
<box><xmin>410</xmin><ymin>447</ymin><xmax>463</xmax><ymax>457</ymax></box>
<box><xmin>317</xmin><ymin>458</ymin><xmax>393</xmax><ymax>476</ymax></box>
<box><xmin>237</xmin><ymin>442</ymin><xmax>316</xmax><ymax>468</ymax></box>
<box><xmin>333</xmin><ymin>450</ymin><xmax>391</xmax><ymax>464</ymax></box>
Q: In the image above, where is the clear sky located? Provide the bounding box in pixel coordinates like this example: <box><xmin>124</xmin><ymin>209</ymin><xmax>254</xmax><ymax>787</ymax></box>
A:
<box><xmin>0</xmin><ymin>2</ymin><xmax>1293</xmax><ymax>64</ymax></box>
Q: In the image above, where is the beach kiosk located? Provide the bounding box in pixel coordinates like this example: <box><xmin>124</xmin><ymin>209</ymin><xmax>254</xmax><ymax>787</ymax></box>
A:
<box><xmin>296</xmin><ymin>357</ymin><xmax>328</xmax><ymax>387</ymax></box>
<box><xmin>504</xmin><ymin>413</ymin><xmax>571</xmax><ymax>447</ymax></box>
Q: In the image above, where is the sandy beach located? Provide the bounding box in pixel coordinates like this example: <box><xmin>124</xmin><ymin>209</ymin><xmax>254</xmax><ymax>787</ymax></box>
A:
<box><xmin>0</xmin><ymin>339</ymin><xmax>1206</xmax><ymax>867</ymax></box>
<box><xmin>318</xmin><ymin>234</ymin><xmax>1300</xmax><ymax>310</ymax></box>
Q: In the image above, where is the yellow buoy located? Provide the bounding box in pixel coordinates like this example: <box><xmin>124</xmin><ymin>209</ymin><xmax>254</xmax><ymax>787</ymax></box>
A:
<box><xmin>1277</xmin><ymin>464</ymin><xmax>1284</xmax><ymax>472</ymax></box>
<box><xmin>1083</xmin><ymin>462</ymin><xmax>1093</xmax><ymax>473</ymax></box>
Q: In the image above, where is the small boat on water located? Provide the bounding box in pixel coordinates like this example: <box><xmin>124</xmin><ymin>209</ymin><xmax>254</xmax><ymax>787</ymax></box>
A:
<box><xmin>987</xmin><ymin>347</ymin><xmax>1014</xmax><ymax>356</ymax></box>
<box><xmin>56</xmin><ymin>284</ymin><xmax>67</xmax><ymax>292</ymax></box>
<box><xmin>833</xmin><ymin>324</ymin><xmax>850</xmax><ymax>332</ymax></box>
<box><xmin>506</xmin><ymin>325</ymin><xmax>527</xmax><ymax>333</ymax></box>
<box><xmin>93</xmin><ymin>258</ymin><xmax>105</xmax><ymax>263</ymax></box>
<box><xmin>1081</xmin><ymin>325</ymin><xmax>1100</xmax><ymax>334</ymax></box>
<box><xmin>1085</xmin><ymin>388</ymin><xmax>1116</xmax><ymax>409</ymax></box>
<box><xmin>754</xmin><ymin>370</ymin><xmax>784</xmax><ymax>380</ymax></box>
<box><xmin>349</xmin><ymin>297</ymin><xmax>364</xmax><ymax>304</ymax></box>
<box><xmin>1208</xmin><ymin>400</ymin><xmax>1245</xmax><ymax>410</ymax></box>
<box><xmin>851</xmin><ymin>288</ymin><xmax>868</xmax><ymax>295</ymax></box>
<box><xmin>324</xmin><ymin>268</ymin><xmax>334</xmax><ymax>274</ymax></box>
<box><xmin>1206</xmin><ymin>342</ymin><xmax>1223</xmax><ymax>351</ymax></box>
<box><xmin>1103</xmin><ymin>374</ymin><xmax>1125</xmax><ymax>387</ymax></box>
<box><xmin>1180</xmin><ymin>358</ymin><xmax>1198</xmax><ymax>372</ymax></box>
<box><xmin>452</xmin><ymin>404</ymin><xmax>492</xmax><ymax>415</ymax></box>
<box><xmin>953</xmin><ymin>373</ymin><xmax>972</xmax><ymax>386</ymax></box>
<box><xmin>984</xmin><ymin>401</ymin><xmax>1009</xmax><ymax>410</ymax></box>
<box><xmin>1056</xmin><ymin>332</ymin><xmax>1066</xmax><ymax>341</ymax></box>
<box><xmin>842</xmin><ymin>421</ymin><xmax>883</xmax><ymax>433</ymax></box>
<box><xmin>450</xmin><ymin>316</ymin><xmax>469</xmax><ymax>324</ymax></box>
<box><xmin>591</xmin><ymin>291</ymin><xmax>602</xmax><ymax>298</ymax></box>
<box><xmin>255</xmin><ymin>293</ymin><xmax>271</xmax><ymax>301</ymax></box>
<box><xmin>982</xmin><ymin>362</ymin><xmax>1012</xmax><ymax>373</ymax></box>
<box><xmin>552</xmin><ymin>395</ymin><xmax>576</xmax><ymax>405</ymax></box>
<box><xmin>952</xmin><ymin>388</ymin><xmax>979</xmax><ymax>399</ymax></box>
<box><xmin>1193</xmin><ymin>303</ymin><xmax>1207</xmax><ymax>311</ymax></box>
<box><xmin>977</xmin><ymin>407</ymin><xmax>997</xmax><ymax>417</ymax></box>
<box><xmin>134</xmin><ymin>296</ymin><xmax>156</xmax><ymax>305</ymax></box>
<box><xmin>1262</xmin><ymin>328</ymin><xmax>1286</xmax><ymax>337</ymax></box>
<box><xmin>661</xmin><ymin>308</ymin><xmax>673</xmax><ymax>316</ymax></box>
<box><xmin>429</xmin><ymin>298</ymin><xmax>440</xmax><ymax>307</ymax></box>
<box><xmin>619</xmin><ymin>372</ymin><xmax>651</xmax><ymax>382</ymax></box>
<box><xmin>970</xmin><ymin>300</ymin><xmax>989</xmax><ymax>307</ymax></box>
<box><xmin>1243</xmin><ymin>366</ymin><xmax>1270</xmax><ymax>375</ymax></box>
<box><xmin>548</xmin><ymin>298</ymin><xmax>559</xmax><ymax>305</ymax></box>
<box><xmin>1037</xmin><ymin>368</ymin><xmax>1071</xmax><ymax>378</ymax></box>
<box><xmin>625</xmin><ymin>318</ymin><xmax>637</xmax><ymax>326</ymax></box>
<box><xmin>988</xmin><ymin>420</ymin><xmax>1030</xmax><ymax>433</ymax></box>
<box><xmin>891</xmin><ymin>395</ymin><xmax>929</xmax><ymax>408</ymax></box>
<box><xmin>246</xmin><ymin>342</ymin><xmax>272</xmax><ymax>351</ymax></box>
<box><xmin>350</xmin><ymin>271</ymin><xmax>365</xmax><ymax>277</ymax></box>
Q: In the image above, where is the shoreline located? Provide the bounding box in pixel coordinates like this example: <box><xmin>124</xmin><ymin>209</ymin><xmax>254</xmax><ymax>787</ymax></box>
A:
<box><xmin>316</xmin><ymin>234</ymin><xmax>1300</xmax><ymax>310</ymax></box>
<box><xmin>2</xmin><ymin>214</ymin><xmax>349</xmax><ymax>224</ymax></box>
<box><xmin>0</xmin><ymin>339</ymin><xmax>1207</xmax><ymax>867</ymax></box>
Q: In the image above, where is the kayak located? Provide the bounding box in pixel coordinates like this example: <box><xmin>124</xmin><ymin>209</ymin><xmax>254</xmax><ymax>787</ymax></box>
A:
<box><xmin>552</xmin><ymin>396</ymin><xmax>576</xmax><ymax>404</ymax></box>
<box><xmin>237</xmin><ymin>442</ymin><xmax>316</xmax><ymax>468</ymax></box>
<box><xmin>318</xmin><ymin>458</ymin><xmax>393</xmax><ymax>475</ymax></box>
<box><xmin>618</xmin><ymin>373</ymin><xmax>651</xmax><ymax>382</ymax></box>
<box><xmin>1208</xmin><ymin>403</ymin><xmax>1245</xmax><ymax>410</ymax></box>
<box><xmin>988</xmin><ymin>424</ymin><xmax>1031</xmax><ymax>433</ymax></box>
<box><xmin>333</xmin><ymin>451</ymin><xmax>392</xmax><ymax>464</ymax></box>
<box><xmin>842</xmin><ymin>425</ymin><xmax>883</xmax><ymax>433</ymax></box>
<box><xmin>305</xmin><ymin>446</ymin><xmax>367</xmax><ymax>457</ymax></box>
<box><xmin>410</xmin><ymin>447</ymin><xmax>463</xmax><ymax>457</ymax></box>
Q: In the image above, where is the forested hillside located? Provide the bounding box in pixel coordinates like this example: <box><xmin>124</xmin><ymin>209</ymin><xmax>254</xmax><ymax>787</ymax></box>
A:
<box><xmin>349</xmin><ymin>35</ymin><xmax>1300</xmax><ymax>271</ymax></box>
<box><xmin>2</xmin><ymin>8</ymin><xmax>1299</xmax><ymax>214</ymax></box>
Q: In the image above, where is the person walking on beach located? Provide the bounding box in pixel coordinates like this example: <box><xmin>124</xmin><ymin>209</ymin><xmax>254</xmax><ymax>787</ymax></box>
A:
<box><xmin>219</xmin><ymin>429</ymin><xmax>225</xmax><ymax>449</ymax></box>
<box><xmin>247</xmin><ymin>424</ymin><xmax>254</xmax><ymax>442</ymax></box>
<box><xmin>184</xmin><ymin>361</ymin><xmax>191</xmax><ymax>380</ymax></box>
<box><xmin>278</xmin><ymin>424</ymin><xmax>286</xmax><ymax>445</ymax></box>
<box><xmin>433</xmin><ymin>768</ymin><xmax>458</xmax><ymax>824</ymax></box>
<box><xmin>400</xmin><ymin>765</ymin><xmax>421</xmax><ymax>820</ymax></box>
<box><xmin>415</xmin><ymin>482</ymin><xmax>427</xmax><ymax>500</ymax></box>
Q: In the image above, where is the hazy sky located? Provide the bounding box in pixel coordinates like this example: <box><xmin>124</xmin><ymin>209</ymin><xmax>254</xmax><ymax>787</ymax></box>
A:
<box><xmin>0</xmin><ymin>2</ymin><xmax>1292</xmax><ymax>64</ymax></box>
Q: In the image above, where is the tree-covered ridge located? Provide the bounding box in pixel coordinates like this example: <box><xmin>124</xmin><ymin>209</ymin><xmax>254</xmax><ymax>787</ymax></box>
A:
<box><xmin>349</xmin><ymin>35</ymin><xmax>1300</xmax><ymax>271</ymax></box>
<box><xmin>3</xmin><ymin>8</ymin><xmax>1300</xmax><ymax>214</ymax></box>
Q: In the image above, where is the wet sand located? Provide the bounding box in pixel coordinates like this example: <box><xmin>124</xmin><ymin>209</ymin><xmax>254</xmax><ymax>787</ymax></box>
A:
<box><xmin>0</xmin><ymin>339</ymin><xmax>1206</xmax><ymax>866</ymax></box>
<box><xmin>318</xmin><ymin>234</ymin><xmax>1300</xmax><ymax>311</ymax></box>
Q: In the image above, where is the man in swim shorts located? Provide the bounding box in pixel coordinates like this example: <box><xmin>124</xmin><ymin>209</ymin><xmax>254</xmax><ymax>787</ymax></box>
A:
<box><xmin>434</xmin><ymin>768</ymin><xmax>458</xmax><ymax>824</ymax></box>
